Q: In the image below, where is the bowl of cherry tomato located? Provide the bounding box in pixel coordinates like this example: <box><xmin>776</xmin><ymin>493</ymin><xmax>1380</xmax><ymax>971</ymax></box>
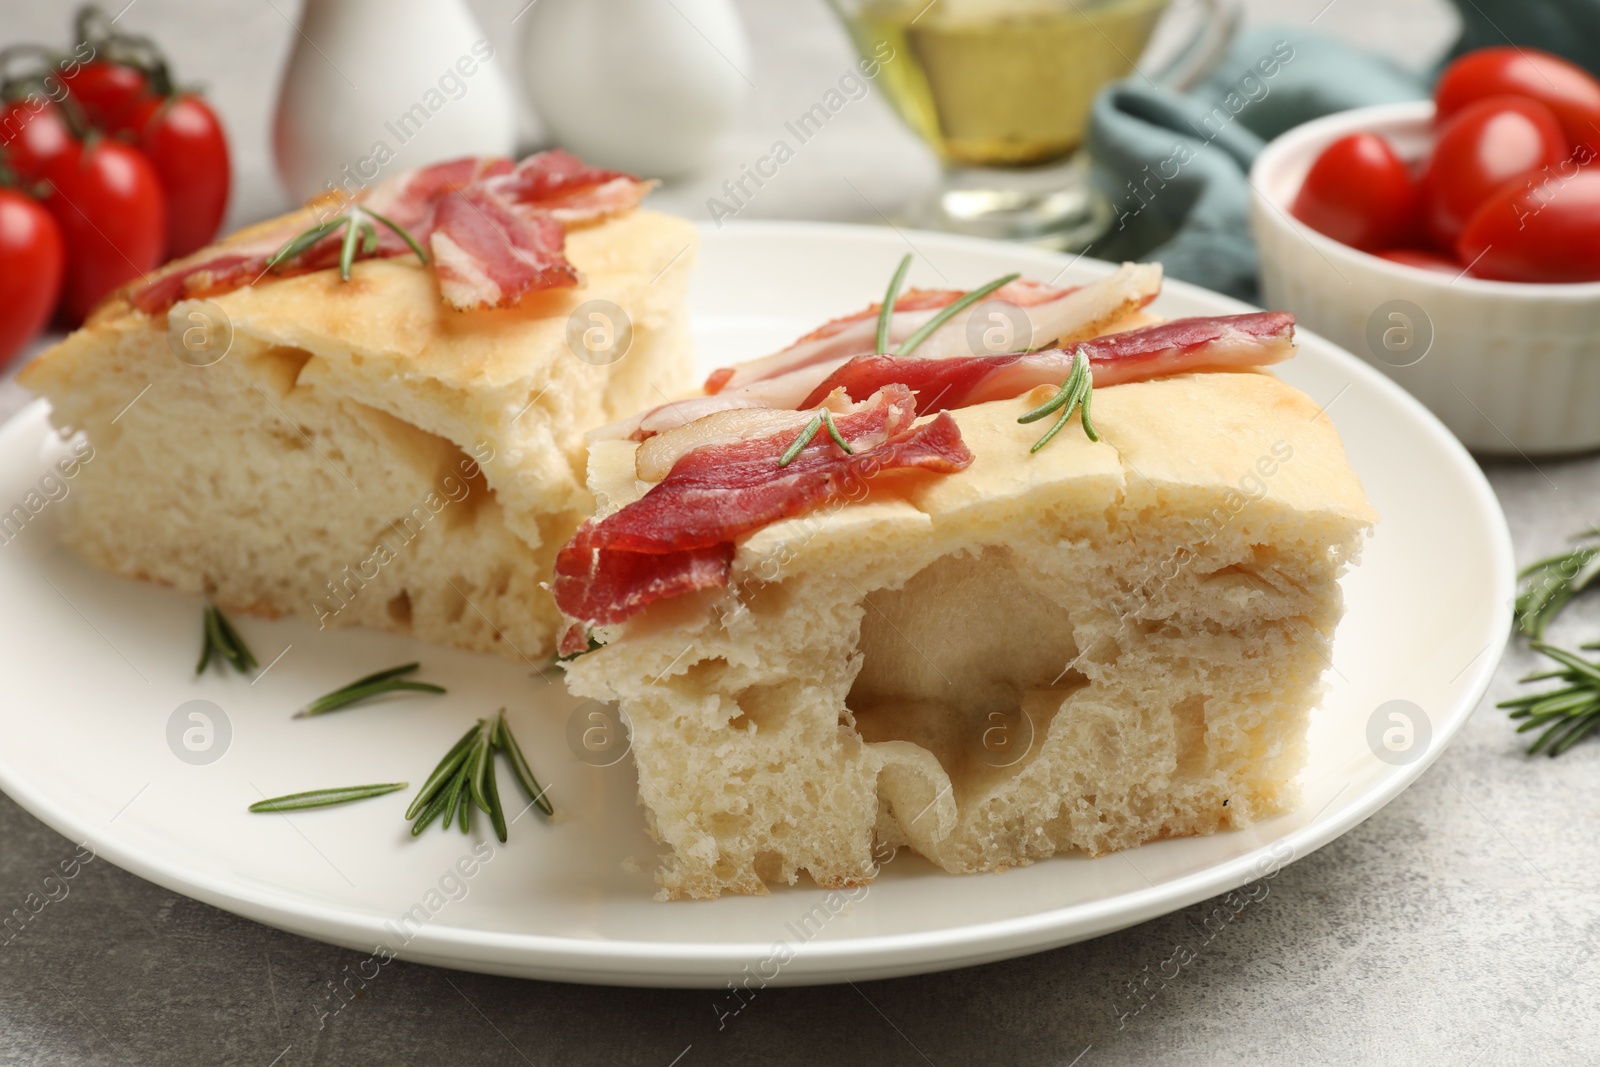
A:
<box><xmin>1250</xmin><ymin>47</ymin><xmax>1600</xmax><ymax>454</ymax></box>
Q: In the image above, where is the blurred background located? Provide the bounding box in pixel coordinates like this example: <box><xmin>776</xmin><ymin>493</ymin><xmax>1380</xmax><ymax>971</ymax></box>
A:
<box><xmin>0</xmin><ymin>0</ymin><xmax>1460</xmax><ymax>246</ymax></box>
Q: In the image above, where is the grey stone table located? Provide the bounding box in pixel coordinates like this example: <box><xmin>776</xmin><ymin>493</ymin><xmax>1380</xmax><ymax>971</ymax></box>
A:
<box><xmin>3</xmin><ymin>1</ymin><xmax>1596</xmax><ymax>1064</ymax></box>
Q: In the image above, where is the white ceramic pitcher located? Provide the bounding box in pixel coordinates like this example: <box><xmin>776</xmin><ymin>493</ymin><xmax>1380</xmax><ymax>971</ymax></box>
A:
<box><xmin>272</xmin><ymin>0</ymin><xmax>518</xmax><ymax>204</ymax></box>
<box><xmin>519</xmin><ymin>0</ymin><xmax>750</xmax><ymax>178</ymax></box>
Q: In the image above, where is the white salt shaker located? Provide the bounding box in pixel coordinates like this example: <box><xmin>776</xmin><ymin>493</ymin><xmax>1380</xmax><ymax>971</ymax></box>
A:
<box><xmin>272</xmin><ymin>0</ymin><xmax>518</xmax><ymax>204</ymax></box>
<box><xmin>519</xmin><ymin>0</ymin><xmax>749</xmax><ymax>178</ymax></box>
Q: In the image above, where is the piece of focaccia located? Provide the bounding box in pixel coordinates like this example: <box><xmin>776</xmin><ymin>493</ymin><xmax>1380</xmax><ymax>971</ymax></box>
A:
<box><xmin>569</xmin><ymin>373</ymin><xmax>1373</xmax><ymax>899</ymax></box>
<box><xmin>19</xmin><ymin>154</ymin><xmax>697</xmax><ymax>661</ymax></box>
<box><xmin>558</xmin><ymin>270</ymin><xmax>1375</xmax><ymax>900</ymax></box>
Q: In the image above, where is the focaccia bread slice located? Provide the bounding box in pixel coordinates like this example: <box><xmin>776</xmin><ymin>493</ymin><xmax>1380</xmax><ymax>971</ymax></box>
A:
<box><xmin>19</xmin><ymin>203</ymin><xmax>697</xmax><ymax>661</ymax></box>
<box><xmin>564</xmin><ymin>370</ymin><xmax>1375</xmax><ymax>899</ymax></box>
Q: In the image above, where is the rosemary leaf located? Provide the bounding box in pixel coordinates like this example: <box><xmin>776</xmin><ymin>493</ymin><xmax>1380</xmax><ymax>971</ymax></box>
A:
<box><xmin>895</xmin><ymin>272</ymin><xmax>1019</xmax><ymax>357</ymax></box>
<box><xmin>195</xmin><ymin>619</ymin><xmax>213</xmax><ymax>676</ymax></box>
<box><xmin>821</xmin><ymin>409</ymin><xmax>854</xmax><ymax>455</ymax></box>
<box><xmin>404</xmin><ymin>721</ymin><xmax>483</xmax><ymax>819</ymax></box>
<box><xmin>366</xmin><ymin>208</ymin><xmax>430</xmax><ymax>265</ymax></box>
<box><xmin>338</xmin><ymin>209</ymin><xmax>362</xmax><ymax>280</ymax></box>
<box><xmin>441</xmin><ymin>771</ymin><xmax>465</xmax><ymax>835</ymax></box>
<box><xmin>213</xmin><ymin>608</ymin><xmax>258</xmax><ymax>671</ymax></box>
<box><xmin>295</xmin><ymin>664</ymin><xmax>445</xmax><ymax>718</ymax></box>
<box><xmin>495</xmin><ymin>709</ymin><xmax>554</xmax><ymax>817</ymax></box>
<box><xmin>778</xmin><ymin>412</ymin><xmax>823</xmax><ymax>468</ymax></box>
<box><xmin>876</xmin><ymin>254</ymin><xmax>912</xmax><ymax>355</ymax></box>
<box><xmin>469</xmin><ymin>720</ymin><xmax>493</xmax><ymax>813</ymax></box>
<box><xmin>197</xmin><ymin>604</ymin><xmax>256</xmax><ymax>676</ymax></box>
<box><xmin>266</xmin><ymin>219</ymin><xmax>342</xmax><ymax>270</ymax></box>
<box><xmin>409</xmin><ymin>784</ymin><xmax>453</xmax><ymax>836</ymax></box>
<box><xmin>250</xmin><ymin>782</ymin><xmax>406</xmax><ymax>813</ymax></box>
<box><xmin>483</xmin><ymin>745</ymin><xmax>508</xmax><ymax>843</ymax></box>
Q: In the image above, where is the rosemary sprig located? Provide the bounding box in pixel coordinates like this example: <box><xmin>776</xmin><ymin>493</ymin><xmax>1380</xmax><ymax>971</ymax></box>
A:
<box><xmin>895</xmin><ymin>272</ymin><xmax>1019</xmax><ymax>356</ymax></box>
<box><xmin>406</xmin><ymin>709</ymin><xmax>551</xmax><ymax>839</ymax></box>
<box><xmin>266</xmin><ymin>205</ymin><xmax>428</xmax><ymax>281</ymax></box>
<box><xmin>876</xmin><ymin>254</ymin><xmax>912</xmax><ymax>354</ymax></box>
<box><xmin>1514</xmin><ymin>531</ymin><xmax>1600</xmax><ymax>639</ymax></box>
<box><xmin>294</xmin><ymin>663</ymin><xmax>445</xmax><ymax>718</ymax></box>
<box><xmin>777</xmin><ymin>409</ymin><xmax>854</xmax><ymax>468</ymax></box>
<box><xmin>196</xmin><ymin>604</ymin><xmax>257</xmax><ymax>675</ymax></box>
<box><xmin>249</xmin><ymin>783</ymin><xmax>407</xmax><ymax>813</ymax></box>
<box><xmin>1498</xmin><ymin>641</ymin><xmax>1600</xmax><ymax>756</ymax></box>
<box><xmin>1018</xmin><ymin>347</ymin><xmax>1098</xmax><ymax>451</ymax></box>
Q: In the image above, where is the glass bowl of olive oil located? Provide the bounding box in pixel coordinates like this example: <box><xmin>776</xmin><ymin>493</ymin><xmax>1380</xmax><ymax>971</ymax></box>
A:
<box><xmin>831</xmin><ymin>0</ymin><xmax>1234</xmax><ymax>248</ymax></box>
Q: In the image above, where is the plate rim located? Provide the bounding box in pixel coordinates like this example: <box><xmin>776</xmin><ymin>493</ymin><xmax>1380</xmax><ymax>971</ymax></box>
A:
<box><xmin>0</xmin><ymin>219</ymin><xmax>1515</xmax><ymax>985</ymax></box>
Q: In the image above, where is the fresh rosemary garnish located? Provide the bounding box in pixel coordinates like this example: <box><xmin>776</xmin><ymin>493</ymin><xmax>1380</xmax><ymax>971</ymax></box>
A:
<box><xmin>1498</xmin><ymin>641</ymin><xmax>1600</xmax><ymax>756</ymax></box>
<box><xmin>406</xmin><ymin>709</ymin><xmax>551</xmax><ymax>840</ymax></box>
<box><xmin>249</xmin><ymin>783</ymin><xmax>408</xmax><ymax>813</ymax></box>
<box><xmin>777</xmin><ymin>409</ymin><xmax>853</xmax><ymax>468</ymax></box>
<box><xmin>1514</xmin><ymin>530</ymin><xmax>1600</xmax><ymax>639</ymax></box>
<box><xmin>779</xmin><ymin>413</ymin><xmax>822</xmax><ymax>467</ymax></box>
<box><xmin>266</xmin><ymin>205</ymin><xmax>428</xmax><ymax>282</ymax></box>
<box><xmin>196</xmin><ymin>604</ymin><xmax>257</xmax><ymax>675</ymax></box>
<box><xmin>294</xmin><ymin>663</ymin><xmax>446</xmax><ymax>718</ymax></box>
<box><xmin>895</xmin><ymin>272</ymin><xmax>1019</xmax><ymax>357</ymax></box>
<box><xmin>1018</xmin><ymin>347</ymin><xmax>1098</xmax><ymax>451</ymax></box>
<box><xmin>877</xmin><ymin>254</ymin><xmax>912</xmax><ymax>354</ymax></box>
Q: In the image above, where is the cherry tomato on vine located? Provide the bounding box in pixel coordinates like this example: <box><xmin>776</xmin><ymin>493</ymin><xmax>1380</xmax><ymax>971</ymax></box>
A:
<box><xmin>0</xmin><ymin>188</ymin><xmax>64</xmax><ymax>366</ymax></box>
<box><xmin>1420</xmin><ymin>95</ymin><xmax>1566</xmax><ymax>249</ymax></box>
<box><xmin>61</xmin><ymin>59</ymin><xmax>149</xmax><ymax>132</ymax></box>
<box><xmin>1458</xmin><ymin>169</ymin><xmax>1600</xmax><ymax>283</ymax></box>
<box><xmin>0</xmin><ymin>100</ymin><xmax>78</xmax><ymax>183</ymax></box>
<box><xmin>124</xmin><ymin>92</ymin><xmax>229</xmax><ymax>257</ymax></box>
<box><xmin>42</xmin><ymin>137</ymin><xmax>165</xmax><ymax>322</ymax></box>
<box><xmin>1290</xmin><ymin>132</ymin><xmax>1419</xmax><ymax>251</ymax></box>
<box><xmin>1436</xmin><ymin>47</ymin><xmax>1600</xmax><ymax>155</ymax></box>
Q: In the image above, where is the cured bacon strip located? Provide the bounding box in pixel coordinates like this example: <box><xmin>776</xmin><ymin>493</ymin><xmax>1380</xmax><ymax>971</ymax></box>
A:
<box><xmin>486</xmin><ymin>150</ymin><xmax>650</xmax><ymax>223</ymax></box>
<box><xmin>592</xmin><ymin>263</ymin><xmax>1167</xmax><ymax>441</ymax></box>
<box><xmin>430</xmin><ymin>188</ymin><xmax>576</xmax><ymax>309</ymax></box>
<box><xmin>553</xmin><ymin>386</ymin><xmax>974</xmax><ymax>641</ymax></box>
<box><xmin>799</xmin><ymin>312</ymin><xmax>1297</xmax><ymax>413</ymax></box>
<box><xmin>704</xmin><ymin>263</ymin><xmax>1162</xmax><ymax>395</ymax></box>
<box><xmin>126</xmin><ymin>151</ymin><xmax>649</xmax><ymax>316</ymax></box>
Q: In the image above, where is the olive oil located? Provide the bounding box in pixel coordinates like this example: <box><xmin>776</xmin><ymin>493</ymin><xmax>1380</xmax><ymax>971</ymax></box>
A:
<box><xmin>840</xmin><ymin>0</ymin><xmax>1168</xmax><ymax>167</ymax></box>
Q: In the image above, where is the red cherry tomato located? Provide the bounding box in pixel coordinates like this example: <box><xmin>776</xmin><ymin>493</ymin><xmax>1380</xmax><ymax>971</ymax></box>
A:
<box><xmin>1436</xmin><ymin>47</ymin><xmax>1600</xmax><ymax>155</ymax></box>
<box><xmin>1458</xmin><ymin>168</ymin><xmax>1600</xmax><ymax>283</ymax></box>
<box><xmin>124</xmin><ymin>93</ymin><xmax>229</xmax><ymax>258</ymax></box>
<box><xmin>42</xmin><ymin>138</ymin><xmax>166</xmax><ymax>322</ymax></box>
<box><xmin>1375</xmin><ymin>248</ymin><xmax>1462</xmax><ymax>274</ymax></box>
<box><xmin>0</xmin><ymin>188</ymin><xmax>64</xmax><ymax>366</ymax></box>
<box><xmin>0</xmin><ymin>101</ymin><xmax>79</xmax><ymax>183</ymax></box>
<box><xmin>1420</xmin><ymin>95</ymin><xmax>1566</xmax><ymax>249</ymax></box>
<box><xmin>1291</xmin><ymin>132</ymin><xmax>1420</xmax><ymax>251</ymax></box>
<box><xmin>61</xmin><ymin>60</ymin><xmax>150</xmax><ymax>132</ymax></box>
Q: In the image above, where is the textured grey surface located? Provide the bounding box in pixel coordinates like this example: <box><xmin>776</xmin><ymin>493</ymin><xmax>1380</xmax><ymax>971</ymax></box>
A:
<box><xmin>4</xmin><ymin>1</ymin><xmax>1596</xmax><ymax>1065</ymax></box>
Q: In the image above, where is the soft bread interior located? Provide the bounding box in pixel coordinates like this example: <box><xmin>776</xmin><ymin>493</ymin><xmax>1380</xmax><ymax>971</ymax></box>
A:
<box><xmin>21</xmin><ymin>210</ymin><xmax>698</xmax><ymax>660</ymax></box>
<box><xmin>565</xmin><ymin>371</ymin><xmax>1376</xmax><ymax>899</ymax></box>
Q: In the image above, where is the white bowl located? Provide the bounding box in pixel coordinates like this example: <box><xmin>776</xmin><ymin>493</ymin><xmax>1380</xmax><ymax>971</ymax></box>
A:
<box><xmin>1250</xmin><ymin>99</ymin><xmax>1600</xmax><ymax>455</ymax></box>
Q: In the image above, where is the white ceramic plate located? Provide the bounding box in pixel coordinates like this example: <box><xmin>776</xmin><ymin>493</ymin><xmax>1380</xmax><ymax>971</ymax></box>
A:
<box><xmin>0</xmin><ymin>222</ymin><xmax>1513</xmax><ymax>987</ymax></box>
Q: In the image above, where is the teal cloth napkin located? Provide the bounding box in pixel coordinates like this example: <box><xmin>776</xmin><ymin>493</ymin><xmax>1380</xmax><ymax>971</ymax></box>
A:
<box><xmin>1085</xmin><ymin>27</ymin><xmax>1429</xmax><ymax>300</ymax></box>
